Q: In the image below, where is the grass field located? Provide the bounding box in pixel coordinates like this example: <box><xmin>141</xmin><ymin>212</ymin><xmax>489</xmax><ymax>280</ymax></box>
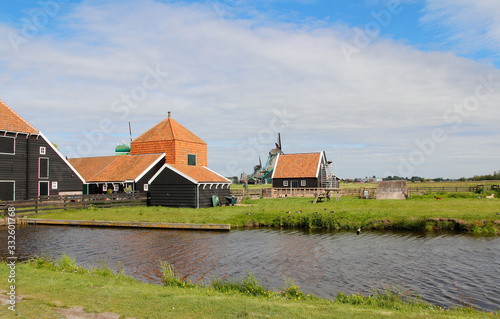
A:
<box><xmin>0</xmin><ymin>256</ymin><xmax>494</xmax><ymax>319</ymax></box>
<box><xmin>34</xmin><ymin>194</ymin><xmax>500</xmax><ymax>234</ymax></box>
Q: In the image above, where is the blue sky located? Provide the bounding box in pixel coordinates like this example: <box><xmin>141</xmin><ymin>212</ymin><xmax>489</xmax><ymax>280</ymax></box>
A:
<box><xmin>1</xmin><ymin>0</ymin><xmax>500</xmax><ymax>179</ymax></box>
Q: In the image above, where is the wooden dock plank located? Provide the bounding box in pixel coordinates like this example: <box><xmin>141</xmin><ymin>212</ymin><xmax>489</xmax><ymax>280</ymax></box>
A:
<box><xmin>20</xmin><ymin>218</ymin><xmax>230</xmax><ymax>231</ymax></box>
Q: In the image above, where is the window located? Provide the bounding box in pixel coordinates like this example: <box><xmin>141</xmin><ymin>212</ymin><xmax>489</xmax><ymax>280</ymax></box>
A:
<box><xmin>283</xmin><ymin>180</ymin><xmax>288</xmax><ymax>187</ymax></box>
<box><xmin>113</xmin><ymin>184</ymin><xmax>119</xmax><ymax>192</ymax></box>
<box><xmin>0</xmin><ymin>181</ymin><xmax>15</xmax><ymax>201</ymax></box>
<box><xmin>0</xmin><ymin>136</ymin><xmax>15</xmax><ymax>155</ymax></box>
<box><xmin>39</xmin><ymin>146</ymin><xmax>46</xmax><ymax>155</ymax></box>
<box><xmin>102</xmin><ymin>184</ymin><xmax>108</xmax><ymax>192</ymax></box>
<box><xmin>143</xmin><ymin>184</ymin><xmax>149</xmax><ymax>191</ymax></box>
<box><xmin>188</xmin><ymin>154</ymin><xmax>196</xmax><ymax>166</ymax></box>
<box><xmin>301</xmin><ymin>180</ymin><xmax>306</xmax><ymax>187</ymax></box>
<box><xmin>51</xmin><ymin>181</ymin><xmax>58</xmax><ymax>190</ymax></box>
<box><xmin>39</xmin><ymin>158</ymin><xmax>49</xmax><ymax>178</ymax></box>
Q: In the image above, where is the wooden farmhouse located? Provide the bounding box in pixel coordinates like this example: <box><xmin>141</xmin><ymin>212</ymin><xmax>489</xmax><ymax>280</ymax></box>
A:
<box><xmin>271</xmin><ymin>152</ymin><xmax>338</xmax><ymax>189</ymax></box>
<box><xmin>69</xmin><ymin>112</ymin><xmax>230</xmax><ymax>207</ymax></box>
<box><xmin>0</xmin><ymin>99</ymin><xmax>84</xmax><ymax>200</ymax></box>
<box><xmin>134</xmin><ymin>113</ymin><xmax>230</xmax><ymax>208</ymax></box>
<box><xmin>68</xmin><ymin>154</ymin><xmax>165</xmax><ymax>194</ymax></box>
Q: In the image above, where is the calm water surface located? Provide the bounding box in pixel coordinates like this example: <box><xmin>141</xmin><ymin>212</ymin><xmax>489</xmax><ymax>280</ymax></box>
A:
<box><xmin>1</xmin><ymin>225</ymin><xmax>499</xmax><ymax>311</ymax></box>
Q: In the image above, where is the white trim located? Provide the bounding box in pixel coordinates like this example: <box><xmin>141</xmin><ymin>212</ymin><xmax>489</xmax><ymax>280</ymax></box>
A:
<box><xmin>148</xmin><ymin>164</ymin><xmax>198</xmax><ymax>184</ymax></box>
<box><xmin>40</xmin><ymin>132</ymin><xmax>86</xmax><ymax>183</ymax></box>
<box><xmin>270</xmin><ymin>153</ymin><xmax>280</xmax><ymax>179</ymax></box>
<box><xmin>39</xmin><ymin>146</ymin><xmax>46</xmax><ymax>155</ymax></box>
<box><xmin>0</xmin><ymin>180</ymin><xmax>15</xmax><ymax>201</ymax></box>
<box><xmin>202</xmin><ymin>166</ymin><xmax>232</xmax><ymax>183</ymax></box>
<box><xmin>38</xmin><ymin>157</ymin><xmax>49</xmax><ymax>179</ymax></box>
<box><xmin>134</xmin><ymin>153</ymin><xmax>166</xmax><ymax>182</ymax></box>
<box><xmin>314</xmin><ymin>152</ymin><xmax>325</xmax><ymax>179</ymax></box>
<box><xmin>38</xmin><ymin>181</ymin><xmax>50</xmax><ymax>197</ymax></box>
<box><xmin>143</xmin><ymin>184</ymin><xmax>149</xmax><ymax>192</ymax></box>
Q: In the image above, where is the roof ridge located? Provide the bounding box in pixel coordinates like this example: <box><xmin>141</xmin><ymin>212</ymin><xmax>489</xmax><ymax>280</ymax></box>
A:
<box><xmin>0</xmin><ymin>98</ymin><xmax>39</xmax><ymax>134</ymax></box>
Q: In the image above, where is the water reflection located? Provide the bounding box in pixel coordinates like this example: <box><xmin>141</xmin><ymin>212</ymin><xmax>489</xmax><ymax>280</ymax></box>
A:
<box><xmin>1</xmin><ymin>225</ymin><xmax>498</xmax><ymax>311</ymax></box>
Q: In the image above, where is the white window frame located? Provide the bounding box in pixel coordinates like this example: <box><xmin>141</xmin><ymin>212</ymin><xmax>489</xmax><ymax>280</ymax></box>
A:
<box><xmin>0</xmin><ymin>136</ymin><xmax>15</xmax><ymax>155</ymax></box>
<box><xmin>301</xmin><ymin>180</ymin><xmax>306</xmax><ymax>187</ymax></box>
<box><xmin>38</xmin><ymin>157</ymin><xmax>49</xmax><ymax>179</ymax></box>
<box><xmin>39</xmin><ymin>146</ymin><xmax>46</xmax><ymax>155</ymax></box>
<box><xmin>283</xmin><ymin>180</ymin><xmax>288</xmax><ymax>187</ymax></box>
<box><xmin>102</xmin><ymin>184</ymin><xmax>108</xmax><ymax>192</ymax></box>
<box><xmin>38</xmin><ymin>181</ymin><xmax>50</xmax><ymax>197</ymax></box>
<box><xmin>143</xmin><ymin>184</ymin><xmax>149</xmax><ymax>191</ymax></box>
<box><xmin>51</xmin><ymin>181</ymin><xmax>58</xmax><ymax>190</ymax></box>
<box><xmin>113</xmin><ymin>184</ymin><xmax>119</xmax><ymax>192</ymax></box>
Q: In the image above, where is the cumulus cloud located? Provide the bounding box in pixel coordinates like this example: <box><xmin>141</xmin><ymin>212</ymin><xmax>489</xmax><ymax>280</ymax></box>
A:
<box><xmin>0</xmin><ymin>0</ymin><xmax>499</xmax><ymax>178</ymax></box>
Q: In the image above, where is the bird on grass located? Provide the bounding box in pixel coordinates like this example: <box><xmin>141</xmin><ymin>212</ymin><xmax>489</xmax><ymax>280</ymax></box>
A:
<box><xmin>296</xmin><ymin>210</ymin><xmax>302</xmax><ymax>214</ymax></box>
<box><xmin>356</xmin><ymin>228</ymin><xmax>361</xmax><ymax>235</ymax></box>
<box><xmin>286</xmin><ymin>211</ymin><xmax>291</xmax><ymax>214</ymax></box>
<box><xmin>246</xmin><ymin>212</ymin><xmax>252</xmax><ymax>215</ymax></box>
<box><xmin>330</xmin><ymin>211</ymin><xmax>335</xmax><ymax>214</ymax></box>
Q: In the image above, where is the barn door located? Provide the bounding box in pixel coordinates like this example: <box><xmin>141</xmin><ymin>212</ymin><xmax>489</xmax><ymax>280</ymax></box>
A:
<box><xmin>0</xmin><ymin>181</ymin><xmax>15</xmax><ymax>201</ymax></box>
<box><xmin>291</xmin><ymin>180</ymin><xmax>298</xmax><ymax>188</ymax></box>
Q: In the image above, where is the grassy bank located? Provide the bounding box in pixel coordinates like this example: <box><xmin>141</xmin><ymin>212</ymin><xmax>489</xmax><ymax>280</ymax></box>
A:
<box><xmin>0</xmin><ymin>256</ymin><xmax>494</xmax><ymax>318</ymax></box>
<box><xmin>33</xmin><ymin>194</ymin><xmax>500</xmax><ymax>234</ymax></box>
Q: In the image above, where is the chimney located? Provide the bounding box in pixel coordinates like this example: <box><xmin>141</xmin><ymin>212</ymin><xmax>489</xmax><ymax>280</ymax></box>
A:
<box><xmin>168</xmin><ymin>111</ymin><xmax>171</xmax><ymax>118</ymax></box>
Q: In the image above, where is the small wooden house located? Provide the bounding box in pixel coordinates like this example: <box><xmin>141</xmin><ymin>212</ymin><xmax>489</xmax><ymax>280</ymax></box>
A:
<box><xmin>68</xmin><ymin>153</ymin><xmax>165</xmax><ymax>194</ymax></box>
<box><xmin>0</xmin><ymin>99</ymin><xmax>84</xmax><ymax>200</ymax></box>
<box><xmin>148</xmin><ymin>164</ymin><xmax>231</xmax><ymax>208</ymax></box>
<box><xmin>271</xmin><ymin>152</ymin><xmax>338</xmax><ymax>188</ymax></box>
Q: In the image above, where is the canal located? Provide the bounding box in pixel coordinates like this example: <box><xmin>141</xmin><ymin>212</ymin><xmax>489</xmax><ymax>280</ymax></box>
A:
<box><xmin>1</xmin><ymin>225</ymin><xmax>499</xmax><ymax>312</ymax></box>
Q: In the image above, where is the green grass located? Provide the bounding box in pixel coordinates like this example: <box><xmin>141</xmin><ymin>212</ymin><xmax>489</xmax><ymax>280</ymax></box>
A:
<box><xmin>0</xmin><ymin>257</ymin><xmax>495</xmax><ymax>318</ymax></box>
<box><xmin>34</xmin><ymin>195</ymin><xmax>500</xmax><ymax>234</ymax></box>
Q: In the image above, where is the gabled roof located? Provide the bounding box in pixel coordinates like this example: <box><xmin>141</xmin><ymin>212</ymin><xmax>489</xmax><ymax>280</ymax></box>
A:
<box><xmin>272</xmin><ymin>152</ymin><xmax>324</xmax><ymax>179</ymax></box>
<box><xmin>69</xmin><ymin>153</ymin><xmax>165</xmax><ymax>183</ymax></box>
<box><xmin>149</xmin><ymin>164</ymin><xmax>231</xmax><ymax>184</ymax></box>
<box><xmin>0</xmin><ymin>99</ymin><xmax>39</xmax><ymax>134</ymax></box>
<box><xmin>132</xmin><ymin>116</ymin><xmax>206</xmax><ymax>144</ymax></box>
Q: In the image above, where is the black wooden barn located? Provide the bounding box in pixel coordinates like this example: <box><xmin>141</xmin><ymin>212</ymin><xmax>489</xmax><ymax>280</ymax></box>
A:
<box><xmin>0</xmin><ymin>99</ymin><xmax>84</xmax><ymax>200</ymax></box>
<box><xmin>271</xmin><ymin>152</ymin><xmax>338</xmax><ymax>189</ymax></box>
<box><xmin>148</xmin><ymin>164</ymin><xmax>231</xmax><ymax>208</ymax></box>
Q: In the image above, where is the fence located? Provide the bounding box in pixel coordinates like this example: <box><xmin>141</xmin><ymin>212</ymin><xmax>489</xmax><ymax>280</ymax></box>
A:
<box><xmin>1</xmin><ymin>193</ymin><xmax>147</xmax><ymax>217</ymax></box>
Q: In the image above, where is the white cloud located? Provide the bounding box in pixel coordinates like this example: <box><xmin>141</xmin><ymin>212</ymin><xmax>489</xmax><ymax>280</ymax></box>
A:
<box><xmin>0</xmin><ymin>0</ymin><xmax>499</xmax><ymax>178</ymax></box>
<box><xmin>420</xmin><ymin>0</ymin><xmax>500</xmax><ymax>60</ymax></box>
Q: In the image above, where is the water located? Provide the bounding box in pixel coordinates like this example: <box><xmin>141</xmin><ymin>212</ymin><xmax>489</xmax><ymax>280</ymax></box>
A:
<box><xmin>1</xmin><ymin>225</ymin><xmax>499</xmax><ymax>311</ymax></box>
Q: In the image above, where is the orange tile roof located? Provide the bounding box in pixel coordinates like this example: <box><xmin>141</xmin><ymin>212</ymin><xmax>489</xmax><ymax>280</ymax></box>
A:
<box><xmin>170</xmin><ymin>164</ymin><xmax>230</xmax><ymax>183</ymax></box>
<box><xmin>0</xmin><ymin>98</ymin><xmax>39</xmax><ymax>134</ymax></box>
<box><xmin>132</xmin><ymin>117</ymin><xmax>206</xmax><ymax>144</ymax></box>
<box><xmin>69</xmin><ymin>154</ymin><xmax>164</xmax><ymax>182</ymax></box>
<box><xmin>272</xmin><ymin>153</ymin><xmax>322</xmax><ymax>179</ymax></box>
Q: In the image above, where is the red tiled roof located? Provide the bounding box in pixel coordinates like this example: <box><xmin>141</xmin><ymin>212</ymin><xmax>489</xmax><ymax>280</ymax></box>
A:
<box><xmin>132</xmin><ymin>117</ymin><xmax>206</xmax><ymax>144</ymax></box>
<box><xmin>69</xmin><ymin>154</ymin><xmax>164</xmax><ymax>182</ymax></box>
<box><xmin>272</xmin><ymin>153</ymin><xmax>322</xmax><ymax>179</ymax></box>
<box><xmin>170</xmin><ymin>164</ymin><xmax>230</xmax><ymax>183</ymax></box>
<box><xmin>0</xmin><ymin>99</ymin><xmax>39</xmax><ymax>134</ymax></box>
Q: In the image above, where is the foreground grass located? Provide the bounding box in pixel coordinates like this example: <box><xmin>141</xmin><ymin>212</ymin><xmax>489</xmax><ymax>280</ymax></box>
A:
<box><xmin>0</xmin><ymin>257</ymin><xmax>493</xmax><ymax>319</ymax></box>
<box><xmin>34</xmin><ymin>195</ymin><xmax>500</xmax><ymax>234</ymax></box>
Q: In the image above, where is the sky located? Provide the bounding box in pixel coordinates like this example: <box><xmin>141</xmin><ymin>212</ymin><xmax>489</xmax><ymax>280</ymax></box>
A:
<box><xmin>1</xmin><ymin>0</ymin><xmax>500</xmax><ymax>179</ymax></box>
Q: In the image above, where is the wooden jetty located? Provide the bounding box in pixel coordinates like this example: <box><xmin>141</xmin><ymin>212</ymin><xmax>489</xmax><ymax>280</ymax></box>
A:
<box><xmin>19</xmin><ymin>218</ymin><xmax>230</xmax><ymax>231</ymax></box>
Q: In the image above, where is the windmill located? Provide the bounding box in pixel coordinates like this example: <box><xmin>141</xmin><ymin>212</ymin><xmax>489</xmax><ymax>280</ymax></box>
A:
<box><xmin>243</xmin><ymin>133</ymin><xmax>284</xmax><ymax>184</ymax></box>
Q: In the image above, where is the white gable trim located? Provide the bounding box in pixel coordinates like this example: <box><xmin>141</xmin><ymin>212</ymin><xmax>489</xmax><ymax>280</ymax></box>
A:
<box><xmin>40</xmin><ymin>132</ymin><xmax>86</xmax><ymax>183</ymax></box>
<box><xmin>270</xmin><ymin>153</ymin><xmax>281</xmax><ymax>179</ymax></box>
<box><xmin>148</xmin><ymin>164</ymin><xmax>199</xmax><ymax>185</ymax></box>
<box><xmin>315</xmin><ymin>151</ymin><xmax>326</xmax><ymax>178</ymax></box>
<box><xmin>134</xmin><ymin>153</ymin><xmax>165</xmax><ymax>182</ymax></box>
<box><xmin>202</xmin><ymin>166</ymin><xmax>232</xmax><ymax>183</ymax></box>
